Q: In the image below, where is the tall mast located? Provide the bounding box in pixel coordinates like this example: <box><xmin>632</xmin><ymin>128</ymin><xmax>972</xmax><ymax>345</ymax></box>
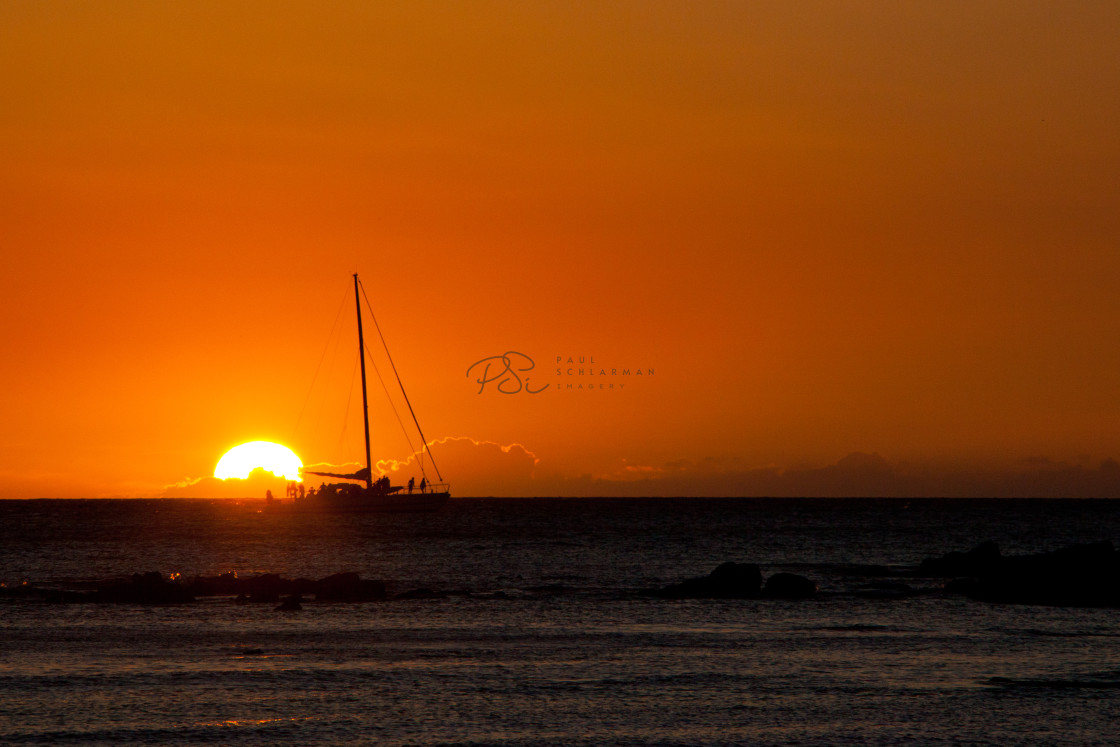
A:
<box><xmin>354</xmin><ymin>273</ymin><xmax>373</xmax><ymax>490</ymax></box>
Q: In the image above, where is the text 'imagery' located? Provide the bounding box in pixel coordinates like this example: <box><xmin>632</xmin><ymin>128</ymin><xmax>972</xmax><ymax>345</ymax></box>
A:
<box><xmin>466</xmin><ymin>353</ymin><xmax>655</xmax><ymax>394</ymax></box>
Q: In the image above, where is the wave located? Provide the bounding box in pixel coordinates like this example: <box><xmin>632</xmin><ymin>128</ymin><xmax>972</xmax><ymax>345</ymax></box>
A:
<box><xmin>988</xmin><ymin>626</ymin><xmax>1120</xmax><ymax>639</ymax></box>
<box><xmin>987</xmin><ymin>674</ymin><xmax>1120</xmax><ymax>690</ymax></box>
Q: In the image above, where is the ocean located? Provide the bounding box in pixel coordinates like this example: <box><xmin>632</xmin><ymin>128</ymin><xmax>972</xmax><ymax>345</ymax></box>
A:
<box><xmin>1</xmin><ymin>497</ymin><xmax>1119</xmax><ymax>746</ymax></box>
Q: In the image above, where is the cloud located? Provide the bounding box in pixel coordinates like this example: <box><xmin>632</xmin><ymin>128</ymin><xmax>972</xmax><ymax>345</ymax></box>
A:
<box><xmin>376</xmin><ymin>436</ymin><xmax>540</xmax><ymax>497</ymax></box>
<box><xmin>0</xmin><ymin>470</ymin><xmax>84</xmax><ymax>499</ymax></box>
<box><xmin>161</xmin><ymin>467</ymin><xmax>291</xmax><ymax>499</ymax></box>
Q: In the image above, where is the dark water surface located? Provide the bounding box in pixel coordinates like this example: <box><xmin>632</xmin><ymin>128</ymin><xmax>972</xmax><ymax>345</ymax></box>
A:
<box><xmin>2</xmin><ymin>498</ymin><xmax>1119</xmax><ymax>745</ymax></box>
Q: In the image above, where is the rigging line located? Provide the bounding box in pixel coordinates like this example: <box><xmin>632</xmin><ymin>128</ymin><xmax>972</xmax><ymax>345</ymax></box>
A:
<box><xmin>363</xmin><ymin>342</ymin><xmax>422</xmax><ymax>477</ymax></box>
<box><xmin>358</xmin><ymin>278</ymin><xmax>443</xmax><ymax>482</ymax></box>
<box><xmin>292</xmin><ymin>285</ymin><xmax>351</xmax><ymax>438</ymax></box>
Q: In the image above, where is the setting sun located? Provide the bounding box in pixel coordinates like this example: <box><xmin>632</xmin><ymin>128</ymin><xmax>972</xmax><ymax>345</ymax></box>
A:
<box><xmin>215</xmin><ymin>441</ymin><xmax>303</xmax><ymax>481</ymax></box>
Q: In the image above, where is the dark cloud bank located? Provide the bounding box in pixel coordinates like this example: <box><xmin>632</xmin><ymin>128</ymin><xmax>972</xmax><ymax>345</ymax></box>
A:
<box><xmin>542</xmin><ymin>453</ymin><xmax>1120</xmax><ymax>499</ymax></box>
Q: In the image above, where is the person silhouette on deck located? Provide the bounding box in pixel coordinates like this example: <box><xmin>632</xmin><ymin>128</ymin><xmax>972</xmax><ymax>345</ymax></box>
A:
<box><xmin>420</xmin><ymin>477</ymin><xmax>427</xmax><ymax>493</ymax></box>
<box><xmin>408</xmin><ymin>477</ymin><xmax>415</xmax><ymax>494</ymax></box>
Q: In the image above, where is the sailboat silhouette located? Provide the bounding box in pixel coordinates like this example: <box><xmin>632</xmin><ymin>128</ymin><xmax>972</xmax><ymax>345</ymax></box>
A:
<box><xmin>291</xmin><ymin>274</ymin><xmax>450</xmax><ymax>513</ymax></box>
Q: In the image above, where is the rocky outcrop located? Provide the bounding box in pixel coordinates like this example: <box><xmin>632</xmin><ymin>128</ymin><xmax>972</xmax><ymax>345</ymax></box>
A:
<box><xmin>30</xmin><ymin>571</ymin><xmax>387</xmax><ymax>605</ymax></box>
<box><xmin>188</xmin><ymin>571</ymin><xmax>385</xmax><ymax>602</ymax></box>
<box><xmin>916</xmin><ymin>540</ymin><xmax>1001</xmax><ymax>577</ymax></box>
<box><xmin>188</xmin><ymin>572</ymin><xmax>315</xmax><ymax>599</ymax></box>
<box><xmin>314</xmin><ymin>572</ymin><xmax>387</xmax><ymax>601</ymax></box>
<box><xmin>929</xmin><ymin>541</ymin><xmax>1120</xmax><ymax>607</ymax></box>
<box><xmin>762</xmin><ymin>573</ymin><xmax>817</xmax><ymax>599</ymax></box>
<box><xmin>647</xmin><ymin>562</ymin><xmax>763</xmax><ymax>599</ymax></box>
<box><xmin>275</xmin><ymin>594</ymin><xmax>303</xmax><ymax>611</ymax></box>
<box><xmin>0</xmin><ymin>582</ymin><xmax>40</xmax><ymax>599</ymax></box>
<box><xmin>645</xmin><ymin>563</ymin><xmax>818</xmax><ymax>600</ymax></box>
<box><xmin>14</xmin><ymin>541</ymin><xmax>1117</xmax><ymax>609</ymax></box>
<box><xmin>93</xmin><ymin>572</ymin><xmax>195</xmax><ymax>604</ymax></box>
<box><xmin>971</xmin><ymin>541</ymin><xmax>1119</xmax><ymax>607</ymax></box>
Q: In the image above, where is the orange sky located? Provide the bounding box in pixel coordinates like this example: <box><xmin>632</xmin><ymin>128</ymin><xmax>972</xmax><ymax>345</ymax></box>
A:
<box><xmin>3</xmin><ymin>1</ymin><xmax>1119</xmax><ymax>498</ymax></box>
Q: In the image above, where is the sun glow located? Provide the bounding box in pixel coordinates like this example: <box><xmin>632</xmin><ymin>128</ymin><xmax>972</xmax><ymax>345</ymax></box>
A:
<box><xmin>215</xmin><ymin>441</ymin><xmax>303</xmax><ymax>481</ymax></box>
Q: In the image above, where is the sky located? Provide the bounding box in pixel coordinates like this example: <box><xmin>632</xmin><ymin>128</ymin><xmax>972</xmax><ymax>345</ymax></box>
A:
<box><xmin>2</xmin><ymin>1</ymin><xmax>1119</xmax><ymax>498</ymax></box>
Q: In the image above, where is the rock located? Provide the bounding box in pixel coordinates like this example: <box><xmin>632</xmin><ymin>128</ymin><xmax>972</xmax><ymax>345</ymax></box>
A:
<box><xmin>971</xmin><ymin>541</ymin><xmax>1120</xmax><ymax>607</ymax></box>
<box><xmin>44</xmin><ymin>589</ymin><xmax>95</xmax><ymax>604</ymax></box>
<box><xmin>50</xmin><ymin>570</ymin><xmax>386</xmax><ymax>603</ymax></box>
<box><xmin>930</xmin><ymin>541</ymin><xmax>1120</xmax><ymax>607</ymax></box>
<box><xmin>245</xmin><ymin>573</ymin><xmax>284</xmax><ymax>603</ymax></box>
<box><xmin>275</xmin><ymin>594</ymin><xmax>303</xmax><ymax>611</ymax></box>
<box><xmin>189</xmin><ymin>573</ymin><xmax>315</xmax><ymax>599</ymax></box>
<box><xmin>93</xmin><ymin>571</ymin><xmax>194</xmax><ymax>604</ymax></box>
<box><xmin>314</xmin><ymin>572</ymin><xmax>387</xmax><ymax>602</ymax></box>
<box><xmin>647</xmin><ymin>562</ymin><xmax>764</xmax><ymax>599</ymax></box>
<box><xmin>188</xmin><ymin>571</ymin><xmax>241</xmax><ymax>596</ymax></box>
<box><xmin>763</xmin><ymin>573</ymin><xmax>817</xmax><ymax>599</ymax></box>
<box><xmin>291</xmin><ymin>578</ymin><xmax>319</xmax><ymax>595</ymax></box>
<box><xmin>0</xmin><ymin>582</ymin><xmax>40</xmax><ymax>598</ymax></box>
<box><xmin>708</xmin><ymin>561</ymin><xmax>764</xmax><ymax>591</ymax></box>
<box><xmin>917</xmin><ymin>541</ymin><xmax>1001</xmax><ymax>577</ymax></box>
<box><xmin>944</xmin><ymin>577</ymin><xmax>979</xmax><ymax>595</ymax></box>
